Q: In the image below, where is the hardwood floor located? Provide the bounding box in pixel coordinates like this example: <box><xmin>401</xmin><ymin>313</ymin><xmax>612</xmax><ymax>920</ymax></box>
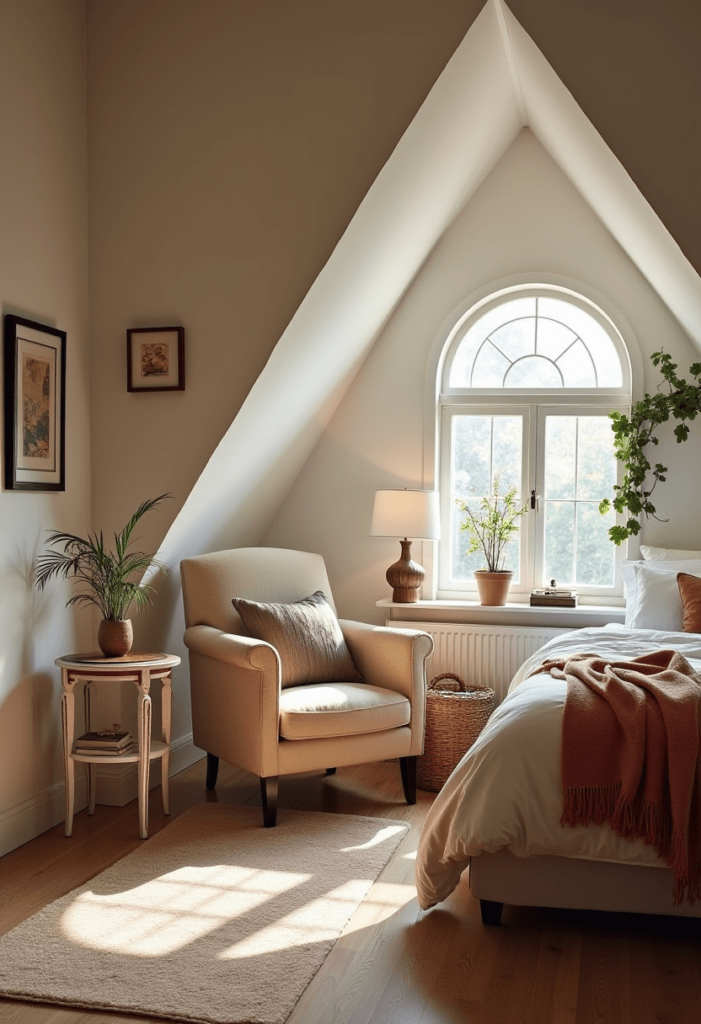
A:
<box><xmin>1</xmin><ymin>758</ymin><xmax>701</xmax><ymax>1024</ymax></box>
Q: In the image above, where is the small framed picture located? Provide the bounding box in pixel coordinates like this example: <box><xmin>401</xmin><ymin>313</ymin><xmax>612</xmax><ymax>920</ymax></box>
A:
<box><xmin>127</xmin><ymin>326</ymin><xmax>185</xmax><ymax>392</ymax></box>
<box><xmin>3</xmin><ymin>315</ymin><xmax>66</xmax><ymax>491</ymax></box>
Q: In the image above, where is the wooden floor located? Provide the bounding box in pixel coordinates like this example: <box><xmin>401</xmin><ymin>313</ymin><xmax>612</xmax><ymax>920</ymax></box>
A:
<box><xmin>1</xmin><ymin>758</ymin><xmax>701</xmax><ymax>1024</ymax></box>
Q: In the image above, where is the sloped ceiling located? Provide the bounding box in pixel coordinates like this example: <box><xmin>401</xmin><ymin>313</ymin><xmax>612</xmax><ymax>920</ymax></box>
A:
<box><xmin>155</xmin><ymin>0</ymin><xmax>701</xmax><ymax>576</ymax></box>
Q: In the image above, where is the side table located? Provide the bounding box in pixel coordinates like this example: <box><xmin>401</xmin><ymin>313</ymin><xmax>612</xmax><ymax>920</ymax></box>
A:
<box><xmin>56</xmin><ymin>652</ymin><xmax>181</xmax><ymax>839</ymax></box>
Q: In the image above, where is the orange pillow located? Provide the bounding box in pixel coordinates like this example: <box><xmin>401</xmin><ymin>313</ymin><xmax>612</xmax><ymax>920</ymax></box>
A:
<box><xmin>677</xmin><ymin>573</ymin><xmax>701</xmax><ymax>633</ymax></box>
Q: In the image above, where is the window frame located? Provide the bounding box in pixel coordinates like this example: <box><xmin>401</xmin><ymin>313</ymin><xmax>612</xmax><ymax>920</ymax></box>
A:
<box><xmin>436</xmin><ymin>286</ymin><xmax>632</xmax><ymax>603</ymax></box>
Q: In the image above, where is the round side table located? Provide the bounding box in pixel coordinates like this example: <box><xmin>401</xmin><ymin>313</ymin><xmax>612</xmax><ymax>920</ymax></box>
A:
<box><xmin>56</xmin><ymin>652</ymin><xmax>181</xmax><ymax>840</ymax></box>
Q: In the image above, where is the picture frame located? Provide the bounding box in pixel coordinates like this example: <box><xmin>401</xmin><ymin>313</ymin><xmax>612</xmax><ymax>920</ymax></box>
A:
<box><xmin>127</xmin><ymin>326</ymin><xmax>185</xmax><ymax>392</ymax></box>
<box><xmin>3</xmin><ymin>314</ymin><xmax>66</xmax><ymax>491</ymax></box>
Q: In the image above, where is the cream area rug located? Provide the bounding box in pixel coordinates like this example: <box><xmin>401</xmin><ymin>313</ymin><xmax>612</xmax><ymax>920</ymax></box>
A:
<box><xmin>0</xmin><ymin>804</ymin><xmax>409</xmax><ymax>1024</ymax></box>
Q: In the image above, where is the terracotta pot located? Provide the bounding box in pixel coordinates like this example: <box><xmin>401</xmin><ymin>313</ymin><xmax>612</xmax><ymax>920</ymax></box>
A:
<box><xmin>474</xmin><ymin>570</ymin><xmax>513</xmax><ymax>606</ymax></box>
<box><xmin>98</xmin><ymin>619</ymin><xmax>133</xmax><ymax>658</ymax></box>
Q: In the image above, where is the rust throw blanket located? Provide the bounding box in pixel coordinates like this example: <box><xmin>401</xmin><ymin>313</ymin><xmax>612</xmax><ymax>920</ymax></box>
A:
<box><xmin>537</xmin><ymin>649</ymin><xmax>701</xmax><ymax>904</ymax></box>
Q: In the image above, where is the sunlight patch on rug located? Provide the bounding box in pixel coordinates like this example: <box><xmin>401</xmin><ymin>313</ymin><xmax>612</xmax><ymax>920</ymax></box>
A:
<box><xmin>60</xmin><ymin>865</ymin><xmax>312</xmax><ymax>957</ymax></box>
<box><xmin>0</xmin><ymin>804</ymin><xmax>410</xmax><ymax>1024</ymax></box>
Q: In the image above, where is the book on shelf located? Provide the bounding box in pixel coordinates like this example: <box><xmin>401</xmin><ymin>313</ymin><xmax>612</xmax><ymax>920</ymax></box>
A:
<box><xmin>74</xmin><ymin>730</ymin><xmax>133</xmax><ymax>751</ymax></box>
<box><xmin>74</xmin><ymin>741</ymin><xmax>137</xmax><ymax>756</ymax></box>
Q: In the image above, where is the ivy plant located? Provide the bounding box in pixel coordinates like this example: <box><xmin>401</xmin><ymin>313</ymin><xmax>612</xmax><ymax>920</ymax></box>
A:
<box><xmin>599</xmin><ymin>352</ymin><xmax>701</xmax><ymax>544</ymax></box>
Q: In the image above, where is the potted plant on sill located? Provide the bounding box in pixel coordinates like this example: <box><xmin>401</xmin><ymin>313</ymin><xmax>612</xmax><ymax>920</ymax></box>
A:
<box><xmin>35</xmin><ymin>494</ymin><xmax>170</xmax><ymax>657</ymax></box>
<box><xmin>456</xmin><ymin>479</ymin><xmax>528</xmax><ymax>606</ymax></box>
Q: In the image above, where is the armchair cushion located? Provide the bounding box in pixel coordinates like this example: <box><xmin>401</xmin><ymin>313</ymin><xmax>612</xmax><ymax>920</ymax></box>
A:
<box><xmin>279</xmin><ymin>683</ymin><xmax>410</xmax><ymax>740</ymax></box>
<box><xmin>233</xmin><ymin>590</ymin><xmax>362</xmax><ymax>688</ymax></box>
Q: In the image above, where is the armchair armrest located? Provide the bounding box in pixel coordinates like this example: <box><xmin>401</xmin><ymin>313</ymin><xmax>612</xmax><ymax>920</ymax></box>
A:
<box><xmin>184</xmin><ymin>624</ymin><xmax>279</xmax><ymax>675</ymax></box>
<box><xmin>339</xmin><ymin>620</ymin><xmax>433</xmax><ymax>701</ymax></box>
<box><xmin>184</xmin><ymin>624</ymin><xmax>280</xmax><ymax>777</ymax></box>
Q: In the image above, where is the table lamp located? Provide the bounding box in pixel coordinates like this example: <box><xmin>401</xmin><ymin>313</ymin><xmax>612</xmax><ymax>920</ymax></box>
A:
<box><xmin>370</xmin><ymin>488</ymin><xmax>440</xmax><ymax>602</ymax></box>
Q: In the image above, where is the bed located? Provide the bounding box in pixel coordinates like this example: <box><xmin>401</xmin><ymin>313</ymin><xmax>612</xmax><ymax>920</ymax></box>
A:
<box><xmin>415</xmin><ymin>621</ymin><xmax>701</xmax><ymax>924</ymax></box>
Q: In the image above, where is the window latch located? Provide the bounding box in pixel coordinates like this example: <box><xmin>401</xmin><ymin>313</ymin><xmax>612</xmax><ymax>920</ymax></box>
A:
<box><xmin>530</xmin><ymin>489</ymin><xmax>540</xmax><ymax>511</ymax></box>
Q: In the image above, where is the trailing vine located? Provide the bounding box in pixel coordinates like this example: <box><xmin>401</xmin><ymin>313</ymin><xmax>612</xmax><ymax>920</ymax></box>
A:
<box><xmin>599</xmin><ymin>351</ymin><xmax>701</xmax><ymax>544</ymax></box>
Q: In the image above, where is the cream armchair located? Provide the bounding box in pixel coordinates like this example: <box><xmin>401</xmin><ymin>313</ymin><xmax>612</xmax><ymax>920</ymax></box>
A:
<box><xmin>181</xmin><ymin>547</ymin><xmax>433</xmax><ymax>826</ymax></box>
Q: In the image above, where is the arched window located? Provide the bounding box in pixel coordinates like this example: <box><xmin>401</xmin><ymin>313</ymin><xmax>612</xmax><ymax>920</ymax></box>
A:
<box><xmin>438</xmin><ymin>287</ymin><xmax>631</xmax><ymax>599</ymax></box>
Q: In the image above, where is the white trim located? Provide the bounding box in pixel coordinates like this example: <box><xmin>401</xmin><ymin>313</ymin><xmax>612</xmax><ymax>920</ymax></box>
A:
<box><xmin>0</xmin><ymin>775</ymin><xmax>88</xmax><ymax>858</ymax></box>
<box><xmin>0</xmin><ymin>733</ymin><xmax>203</xmax><ymax>855</ymax></box>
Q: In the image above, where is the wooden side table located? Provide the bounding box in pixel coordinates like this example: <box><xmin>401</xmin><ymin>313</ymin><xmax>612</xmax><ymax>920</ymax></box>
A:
<box><xmin>56</xmin><ymin>652</ymin><xmax>180</xmax><ymax>839</ymax></box>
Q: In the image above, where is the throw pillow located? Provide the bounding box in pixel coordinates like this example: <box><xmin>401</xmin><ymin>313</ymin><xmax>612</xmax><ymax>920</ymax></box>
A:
<box><xmin>677</xmin><ymin>573</ymin><xmax>701</xmax><ymax>634</ymax></box>
<box><xmin>232</xmin><ymin>590</ymin><xmax>363</xmax><ymax>688</ymax></box>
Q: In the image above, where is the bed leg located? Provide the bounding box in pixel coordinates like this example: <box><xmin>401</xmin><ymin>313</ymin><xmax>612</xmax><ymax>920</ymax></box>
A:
<box><xmin>480</xmin><ymin>899</ymin><xmax>503</xmax><ymax>926</ymax></box>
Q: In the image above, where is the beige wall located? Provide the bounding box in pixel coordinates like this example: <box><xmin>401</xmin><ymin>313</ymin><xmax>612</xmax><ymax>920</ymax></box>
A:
<box><xmin>0</xmin><ymin>0</ymin><xmax>91</xmax><ymax>854</ymax></box>
<box><xmin>85</xmin><ymin>0</ymin><xmax>481</xmax><ymax>557</ymax></box>
<box><xmin>263</xmin><ymin>131</ymin><xmax>701</xmax><ymax>625</ymax></box>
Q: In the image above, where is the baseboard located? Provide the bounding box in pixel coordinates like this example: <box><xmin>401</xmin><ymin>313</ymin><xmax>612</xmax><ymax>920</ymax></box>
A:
<box><xmin>0</xmin><ymin>774</ymin><xmax>88</xmax><ymax>858</ymax></box>
<box><xmin>94</xmin><ymin>731</ymin><xmax>204</xmax><ymax>807</ymax></box>
<box><xmin>0</xmin><ymin>734</ymin><xmax>204</xmax><ymax>856</ymax></box>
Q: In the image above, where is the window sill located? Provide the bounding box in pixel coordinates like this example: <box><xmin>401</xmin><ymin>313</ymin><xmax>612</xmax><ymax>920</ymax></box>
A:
<box><xmin>377</xmin><ymin>597</ymin><xmax>625</xmax><ymax>629</ymax></box>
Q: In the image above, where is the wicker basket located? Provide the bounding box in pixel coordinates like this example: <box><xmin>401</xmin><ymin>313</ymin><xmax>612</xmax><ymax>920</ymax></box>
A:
<box><xmin>417</xmin><ymin>673</ymin><xmax>495</xmax><ymax>793</ymax></box>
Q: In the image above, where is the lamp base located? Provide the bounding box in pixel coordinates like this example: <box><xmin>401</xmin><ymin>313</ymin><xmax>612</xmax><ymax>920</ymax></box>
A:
<box><xmin>386</xmin><ymin>539</ymin><xmax>424</xmax><ymax>603</ymax></box>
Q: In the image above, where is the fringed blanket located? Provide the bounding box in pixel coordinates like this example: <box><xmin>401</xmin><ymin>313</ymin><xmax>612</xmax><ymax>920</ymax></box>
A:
<box><xmin>536</xmin><ymin>649</ymin><xmax>701</xmax><ymax>904</ymax></box>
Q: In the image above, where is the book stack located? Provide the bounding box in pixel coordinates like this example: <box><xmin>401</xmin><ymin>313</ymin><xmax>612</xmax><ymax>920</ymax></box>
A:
<box><xmin>530</xmin><ymin>587</ymin><xmax>578</xmax><ymax>608</ymax></box>
<box><xmin>74</xmin><ymin>729</ymin><xmax>135</xmax><ymax>756</ymax></box>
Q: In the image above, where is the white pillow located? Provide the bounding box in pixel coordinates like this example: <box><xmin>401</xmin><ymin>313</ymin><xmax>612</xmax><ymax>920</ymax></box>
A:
<box><xmin>624</xmin><ymin>560</ymin><xmax>701</xmax><ymax>630</ymax></box>
<box><xmin>640</xmin><ymin>544</ymin><xmax>701</xmax><ymax>561</ymax></box>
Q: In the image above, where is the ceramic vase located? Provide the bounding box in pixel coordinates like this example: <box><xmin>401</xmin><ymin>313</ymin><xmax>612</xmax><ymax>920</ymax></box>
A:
<box><xmin>98</xmin><ymin>619</ymin><xmax>133</xmax><ymax>658</ymax></box>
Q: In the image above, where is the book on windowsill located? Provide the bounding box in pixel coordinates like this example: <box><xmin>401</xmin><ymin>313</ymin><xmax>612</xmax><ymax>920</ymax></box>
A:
<box><xmin>530</xmin><ymin>589</ymin><xmax>578</xmax><ymax>608</ymax></box>
<box><xmin>75</xmin><ymin>730</ymin><xmax>133</xmax><ymax>752</ymax></box>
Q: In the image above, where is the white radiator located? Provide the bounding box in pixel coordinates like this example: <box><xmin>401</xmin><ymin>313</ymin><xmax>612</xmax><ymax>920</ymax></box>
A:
<box><xmin>391</xmin><ymin>621</ymin><xmax>569</xmax><ymax>705</ymax></box>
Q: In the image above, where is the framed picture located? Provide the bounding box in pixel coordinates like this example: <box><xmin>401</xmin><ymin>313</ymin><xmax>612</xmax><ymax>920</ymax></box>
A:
<box><xmin>3</xmin><ymin>315</ymin><xmax>66</xmax><ymax>491</ymax></box>
<box><xmin>127</xmin><ymin>326</ymin><xmax>185</xmax><ymax>392</ymax></box>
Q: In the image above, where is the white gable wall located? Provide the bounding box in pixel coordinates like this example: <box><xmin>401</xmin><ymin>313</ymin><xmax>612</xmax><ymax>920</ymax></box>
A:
<box><xmin>262</xmin><ymin>130</ymin><xmax>701</xmax><ymax>625</ymax></box>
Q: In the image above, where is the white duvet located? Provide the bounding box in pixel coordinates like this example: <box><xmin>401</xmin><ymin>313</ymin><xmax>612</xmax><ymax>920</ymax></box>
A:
<box><xmin>415</xmin><ymin>626</ymin><xmax>701</xmax><ymax>910</ymax></box>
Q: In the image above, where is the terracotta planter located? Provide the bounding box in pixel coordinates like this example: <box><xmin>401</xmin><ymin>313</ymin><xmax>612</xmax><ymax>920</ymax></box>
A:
<box><xmin>474</xmin><ymin>570</ymin><xmax>513</xmax><ymax>606</ymax></box>
<box><xmin>98</xmin><ymin>619</ymin><xmax>133</xmax><ymax>658</ymax></box>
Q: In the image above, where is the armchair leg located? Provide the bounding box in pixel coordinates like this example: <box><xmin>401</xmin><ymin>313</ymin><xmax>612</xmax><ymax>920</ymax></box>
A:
<box><xmin>260</xmin><ymin>776</ymin><xmax>279</xmax><ymax>828</ymax></box>
<box><xmin>399</xmin><ymin>756</ymin><xmax>417</xmax><ymax>805</ymax></box>
<box><xmin>205</xmin><ymin>753</ymin><xmax>219</xmax><ymax>791</ymax></box>
<box><xmin>325</xmin><ymin>767</ymin><xmax>337</xmax><ymax>775</ymax></box>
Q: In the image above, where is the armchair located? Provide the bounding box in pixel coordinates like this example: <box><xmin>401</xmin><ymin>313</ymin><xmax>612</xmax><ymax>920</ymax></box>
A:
<box><xmin>181</xmin><ymin>547</ymin><xmax>433</xmax><ymax>826</ymax></box>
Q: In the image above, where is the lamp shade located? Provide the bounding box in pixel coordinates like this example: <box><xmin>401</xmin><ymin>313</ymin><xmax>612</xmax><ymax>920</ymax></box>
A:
<box><xmin>370</xmin><ymin>489</ymin><xmax>440</xmax><ymax>540</ymax></box>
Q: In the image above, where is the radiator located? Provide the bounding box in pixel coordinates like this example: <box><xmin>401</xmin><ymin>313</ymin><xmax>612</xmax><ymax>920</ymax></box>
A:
<box><xmin>390</xmin><ymin>620</ymin><xmax>569</xmax><ymax>705</ymax></box>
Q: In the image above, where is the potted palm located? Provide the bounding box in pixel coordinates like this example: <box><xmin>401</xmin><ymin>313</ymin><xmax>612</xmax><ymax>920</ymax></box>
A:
<box><xmin>35</xmin><ymin>494</ymin><xmax>170</xmax><ymax>657</ymax></box>
<box><xmin>456</xmin><ymin>479</ymin><xmax>528</xmax><ymax>605</ymax></box>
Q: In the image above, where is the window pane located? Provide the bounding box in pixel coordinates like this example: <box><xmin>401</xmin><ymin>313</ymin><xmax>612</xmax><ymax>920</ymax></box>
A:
<box><xmin>504</xmin><ymin>356</ymin><xmax>562</xmax><ymax>388</ymax></box>
<box><xmin>544</xmin><ymin>417</ymin><xmax>576</xmax><ymax>500</ymax></box>
<box><xmin>489</xmin><ymin>318</ymin><xmax>535</xmax><ymax>362</ymax></box>
<box><xmin>471</xmin><ymin>342</ymin><xmax>510</xmax><ymax>387</ymax></box>
<box><xmin>576</xmin><ymin>503</ymin><xmax>615</xmax><ymax>586</ymax></box>
<box><xmin>539</xmin><ymin>297</ymin><xmax>623</xmax><ymax>386</ymax></box>
<box><xmin>450</xmin><ymin>415</ymin><xmax>522</xmax><ymax>582</ymax></box>
<box><xmin>448</xmin><ymin>294</ymin><xmax>624</xmax><ymax>392</ymax></box>
<box><xmin>536</xmin><ymin>317</ymin><xmax>577</xmax><ymax>361</ymax></box>
<box><xmin>542</xmin><ymin>415</ymin><xmax>618</xmax><ymax>588</ymax></box>
<box><xmin>492</xmin><ymin>417</ymin><xmax>522</xmax><ymax>493</ymax></box>
<box><xmin>448</xmin><ymin>298</ymin><xmax>535</xmax><ymax>387</ymax></box>
<box><xmin>556</xmin><ymin>339</ymin><xmax>597</xmax><ymax>387</ymax></box>
<box><xmin>576</xmin><ymin>417</ymin><xmax>617</xmax><ymax>501</ymax></box>
<box><xmin>544</xmin><ymin>501</ymin><xmax>574</xmax><ymax>584</ymax></box>
<box><xmin>452</xmin><ymin>416</ymin><xmax>490</xmax><ymax>498</ymax></box>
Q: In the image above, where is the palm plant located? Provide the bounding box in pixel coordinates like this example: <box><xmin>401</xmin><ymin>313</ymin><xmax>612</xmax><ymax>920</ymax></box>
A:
<box><xmin>35</xmin><ymin>494</ymin><xmax>170</xmax><ymax>620</ymax></box>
